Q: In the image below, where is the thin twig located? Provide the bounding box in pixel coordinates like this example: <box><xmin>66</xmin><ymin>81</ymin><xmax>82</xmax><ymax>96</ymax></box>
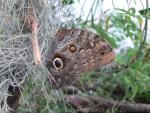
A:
<box><xmin>85</xmin><ymin>0</ymin><xmax>97</xmax><ymax>22</ymax></box>
<box><xmin>31</xmin><ymin>18</ymin><xmax>42</xmax><ymax>64</ymax></box>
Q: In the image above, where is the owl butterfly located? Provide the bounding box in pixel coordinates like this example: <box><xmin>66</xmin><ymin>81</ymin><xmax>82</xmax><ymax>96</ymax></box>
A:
<box><xmin>47</xmin><ymin>28</ymin><xmax>115</xmax><ymax>88</ymax></box>
<box><xmin>7</xmin><ymin>28</ymin><xmax>115</xmax><ymax>112</ymax></box>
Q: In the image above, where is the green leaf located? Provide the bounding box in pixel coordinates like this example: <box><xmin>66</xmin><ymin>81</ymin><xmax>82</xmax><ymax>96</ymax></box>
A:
<box><xmin>136</xmin><ymin>15</ymin><xmax>143</xmax><ymax>27</ymax></box>
<box><xmin>91</xmin><ymin>23</ymin><xmax>117</xmax><ymax>48</ymax></box>
<box><xmin>105</xmin><ymin>16</ymin><xmax>110</xmax><ymax>32</ymax></box>
<box><xmin>62</xmin><ymin>0</ymin><xmax>74</xmax><ymax>5</ymax></box>
<box><xmin>126</xmin><ymin>48</ymin><xmax>137</xmax><ymax>60</ymax></box>
<box><xmin>139</xmin><ymin>8</ymin><xmax>150</xmax><ymax>16</ymax></box>
<box><xmin>124</xmin><ymin>76</ymin><xmax>130</xmax><ymax>84</ymax></box>
<box><xmin>129</xmin><ymin>8</ymin><xmax>136</xmax><ymax>15</ymax></box>
<box><xmin>115</xmin><ymin>54</ymin><xmax>126</xmax><ymax>65</ymax></box>
<box><xmin>115</xmin><ymin>8</ymin><xmax>135</xmax><ymax>16</ymax></box>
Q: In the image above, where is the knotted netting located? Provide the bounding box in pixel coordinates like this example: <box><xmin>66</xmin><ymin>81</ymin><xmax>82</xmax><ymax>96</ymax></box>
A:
<box><xmin>0</xmin><ymin>0</ymin><xmax>73</xmax><ymax>112</ymax></box>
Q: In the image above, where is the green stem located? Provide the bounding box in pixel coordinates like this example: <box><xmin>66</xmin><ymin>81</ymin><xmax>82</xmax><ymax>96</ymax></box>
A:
<box><xmin>135</xmin><ymin>0</ymin><xmax>148</xmax><ymax>59</ymax></box>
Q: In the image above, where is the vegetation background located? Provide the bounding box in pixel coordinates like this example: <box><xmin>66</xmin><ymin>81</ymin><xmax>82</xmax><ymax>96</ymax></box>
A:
<box><xmin>16</xmin><ymin>0</ymin><xmax>150</xmax><ymax>113</ymax></box>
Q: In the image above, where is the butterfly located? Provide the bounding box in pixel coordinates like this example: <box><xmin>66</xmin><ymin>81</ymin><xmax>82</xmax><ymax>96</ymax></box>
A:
<box><xmin>46</xmin><ymin>28</ymin><xmax>115</xmax><ymax>88</ymax></box>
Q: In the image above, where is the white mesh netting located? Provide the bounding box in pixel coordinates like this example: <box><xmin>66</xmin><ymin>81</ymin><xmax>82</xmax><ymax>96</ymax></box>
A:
<box><xmin>0</xmin><ymin>0</ymin><xmax>73</xmax><ymax>112</ymax></box>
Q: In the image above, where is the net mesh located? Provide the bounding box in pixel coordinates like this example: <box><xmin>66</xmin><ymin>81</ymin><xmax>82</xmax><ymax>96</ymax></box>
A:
<box><xmin>0</xmin><ymin>0</ymin><xmax>72</xmax><ymax>112</ymax></box>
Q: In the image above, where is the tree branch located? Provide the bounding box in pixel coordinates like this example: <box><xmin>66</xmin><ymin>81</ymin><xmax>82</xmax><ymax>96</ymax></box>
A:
<box><xmin>65</xmin><ymin>95</ymin><xmax>150</xmax><ymax>113</ymax></box>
